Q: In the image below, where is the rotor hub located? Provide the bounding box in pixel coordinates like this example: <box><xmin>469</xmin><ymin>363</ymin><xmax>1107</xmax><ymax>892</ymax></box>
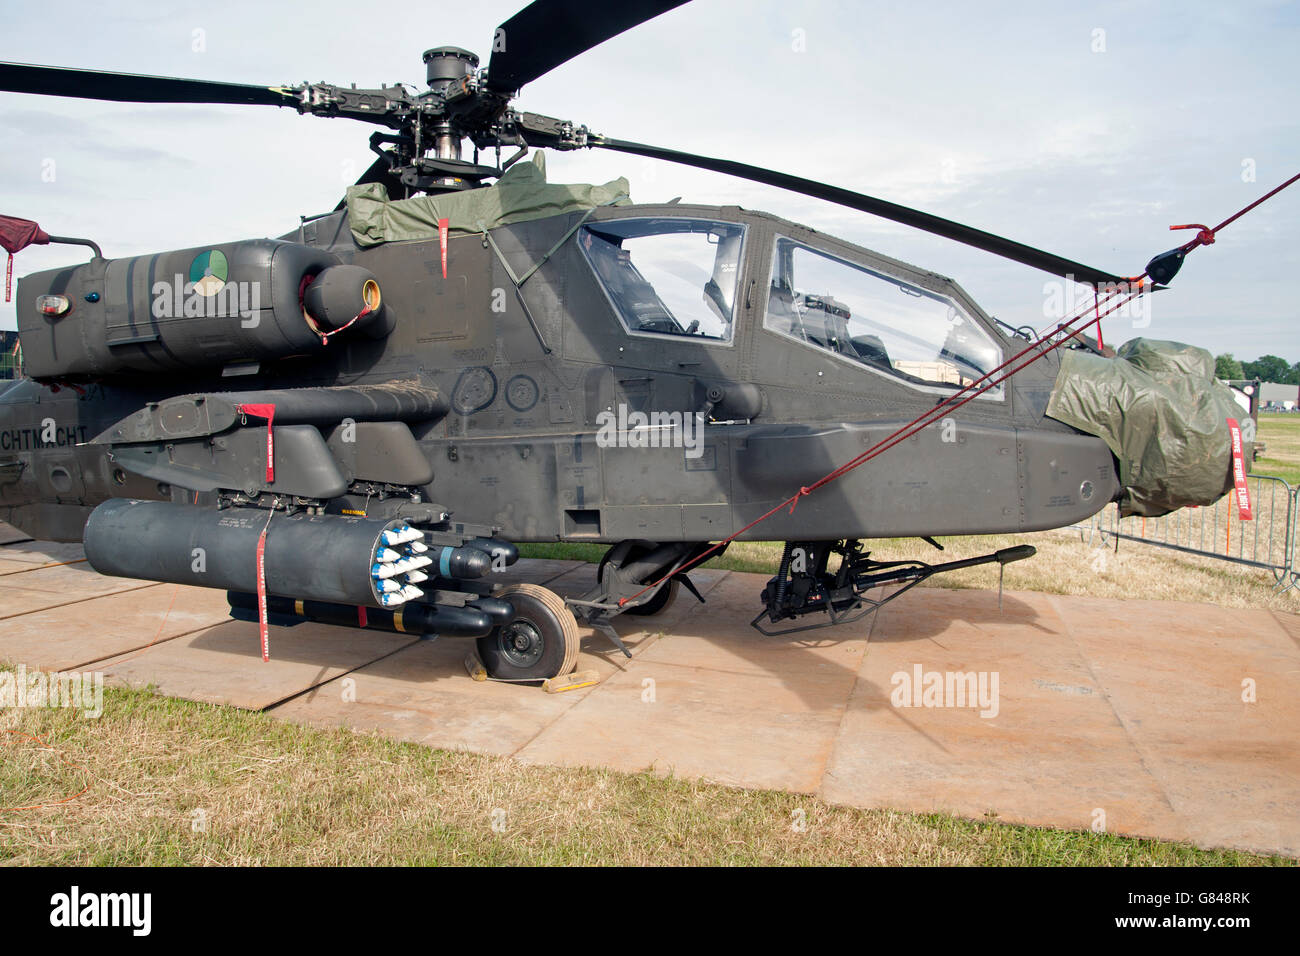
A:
<box><xmin>422</xmin><ymin>46</ymin><xmax>479</xmax><ymax>94</ymax></box>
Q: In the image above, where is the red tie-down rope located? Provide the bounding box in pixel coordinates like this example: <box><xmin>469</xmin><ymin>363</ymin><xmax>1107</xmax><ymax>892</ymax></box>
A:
<box><xmin>616</xmin><ymin>283</ymin><xmax>1141</xmax><ymax>608</ymax></box>
<box><xmin>297</xmin><ymin>274</ymin><xmax>373</xmax><ymax>345</ymax></box>
<box><xmin>615</xmin><ymin>173</ymin><xmax>1299</xmax><ymax>609</ymax></box>
<box><xmin>316</xmin><ymin>304</ymin><xmax>371</xmax><ymax>344</ymax></box>
<box><xmin>1169</xmin><ymin>171</ymin><xmax>1300</xmax><ymax>255</ymax></box>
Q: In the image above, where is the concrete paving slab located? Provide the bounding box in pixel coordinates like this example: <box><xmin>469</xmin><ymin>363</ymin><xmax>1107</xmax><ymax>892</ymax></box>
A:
<box><xmin>0</xmin><ymin>542</ymin><xmax>90</xmax><ymax>577</ymax></box>
<box><xmin>0</xmin><ymin>556</ymin><xmax>81</xmax><ymax>575</ymax></box>
<box><xmin>271</xmin><ymin>638</ymin><xmax>584</xmax><ymax>755</ymax></box>
<box><xmin>0</xmin><ymin>522</ymin><xmax>32</xmax><ymax>545</ymax></box>
<box><xmin>515</xmin><ymin>572</ymin><xmax>869</xmax><ymax>791</ymax></box>
<box><xmin>96</xmin><ymin>618</ymin><xmax>417</xmax><ymax>711</ymax></box>
<box><xmin>821</xmin><ymin>587</ymin><xmax>1187</xmax><ymax>840</ymax></box>
<box><xmin>1269</xmin><ymin>609</ymin><xmax>1300</xmax><ymax>650</ymax></box>
<box><xmin>0</xmin><ymin>584</ymin><xmax>235</xmax><ymax>672</ymax></box>
<box><xmin>539</xmin><ymin>564</ymin><xmax>731</xmax><ymax>678</ymax></box>
<box><xmin>270</xmin><ymin>565</ymin><xmax>732</xmax><ymax>755</ymax></box>
<box><xmin>0</xmin><ymin>541</ymin><xmax>86</xmax><ymax>565</ymax></box>
<box><xmin>1048</xmin><ymin>596</ymin><xmax>1300</xmax><ymax>856</ymax></box>
<box><xmin>0</xmin><ymin>561</ymin><xmax>141</xmax><ymax>596</ymax></box>
<box><xmin>0</xmin><ymin>580</ymin><xmax>160</xmax><ymax>621</ymax></box>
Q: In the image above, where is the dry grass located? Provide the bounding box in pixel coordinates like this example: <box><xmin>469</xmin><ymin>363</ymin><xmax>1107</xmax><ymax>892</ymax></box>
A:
<box><xmin>717</xmin><ymin>527</ymin><xmax>1296</xmax><ymax>611</ymax></box>
<box><xmin>524</xmin><ymin>527</ymin><xmax>1296</xmax><ymax>612</ymax></box>
<box><xmin>0</xmin><ymin>683</ymin><xmax>1289</xmax><ymax>866</ymax></box>
<box><xmin>1255</xmin><ymin>413</ymin><xmax>1300</xmax><ymax>485</ymax></box>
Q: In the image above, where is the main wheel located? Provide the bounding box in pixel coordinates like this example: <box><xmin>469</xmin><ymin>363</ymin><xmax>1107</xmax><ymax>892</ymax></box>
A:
<box><xmin>597</xmin><ymin>546</ymin><xmax>679</xmax><ymax>616</ymax></box>
<box><xmin>477</xmin><ymin>583</ymin><xmax>581</xmax><ymax>682</ymax></box>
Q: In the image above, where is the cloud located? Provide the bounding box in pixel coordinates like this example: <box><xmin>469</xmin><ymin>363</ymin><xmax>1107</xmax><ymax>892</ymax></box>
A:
<box><xmin>1</xmin><ymin>0</ymin><xmax>1297</xmax><ymax>361</ymax></box>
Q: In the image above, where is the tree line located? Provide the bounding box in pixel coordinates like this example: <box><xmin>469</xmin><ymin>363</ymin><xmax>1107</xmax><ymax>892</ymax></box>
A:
<box><xmin>1215</xmin><ymin>354</ymin><xmax>1300</xmax><ymax>384</ymax></box>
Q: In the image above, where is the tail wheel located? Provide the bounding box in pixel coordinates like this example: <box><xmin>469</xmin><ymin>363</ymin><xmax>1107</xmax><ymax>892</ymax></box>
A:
<box><xmin>477</xmin><ymin>583</ymin><xmax>581</xmax><ymax>681</ymax></box>
<box><xmin>597</xmin><ymin>545</ymin><xmax>680</xmax><ymax>617</ymax></box>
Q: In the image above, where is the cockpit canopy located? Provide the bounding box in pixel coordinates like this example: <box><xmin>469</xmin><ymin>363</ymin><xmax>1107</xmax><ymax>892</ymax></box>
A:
<box><xmin>765</xmin><ymin>236</ymin><xmax>1003</xmax><ymax>398</ymax></box>
<box><xmin>578</xmin><ymin>213</ymin><xmax>1004</xmax><ymax>400</ymax></box>
<box><xmin>579</xmin><ymin>217</ymin><xmax>745</xmax><ymax>343</ymax></box>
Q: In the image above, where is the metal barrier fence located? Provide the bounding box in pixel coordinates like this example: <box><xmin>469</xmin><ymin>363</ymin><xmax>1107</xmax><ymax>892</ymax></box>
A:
<box><xmin>1078</xmin><ymin>474</ymin><xmax>1297</xmax><ymax>593</ymax></box>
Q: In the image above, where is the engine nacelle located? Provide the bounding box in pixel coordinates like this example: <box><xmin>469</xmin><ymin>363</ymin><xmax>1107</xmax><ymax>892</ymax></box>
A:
<box><xmin>15</xmin><ymin>240</ymin><xmax>390</xmax><ymax>379</ymax></box>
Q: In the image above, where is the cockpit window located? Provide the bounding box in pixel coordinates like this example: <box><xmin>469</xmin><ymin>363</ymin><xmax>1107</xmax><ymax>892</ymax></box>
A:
<box><xmin>579</xmin><ymin>218</ymin><xmax>745</xmax><ymax>344</ymax></box>
<box><xmin>764</xmin><ymin>237</ymin><xmax>1003</xmax><ymax>398</ymax></box>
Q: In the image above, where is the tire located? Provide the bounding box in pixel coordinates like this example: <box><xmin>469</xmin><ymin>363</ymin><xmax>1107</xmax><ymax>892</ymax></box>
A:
<box><xmin>597</xmin><ymin>546</ymin><xmax>679</xmax><ymax>617</ymax></box>
<box><xmin>476</xmin><ymin>583</ymin><xmax>581</xmax><ymax>681</ymax></box>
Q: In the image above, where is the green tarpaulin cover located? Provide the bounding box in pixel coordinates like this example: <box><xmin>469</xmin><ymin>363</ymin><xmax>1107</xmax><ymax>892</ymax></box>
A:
<box><xmin>1046</xmin><ymin>338</ymin><xmax>1248</xmax><ymax>517</ymax></box>
<box><xmin>345</xmin><ymin>153</ymin><xmax>631</xmax><ymax>248</ymax></box>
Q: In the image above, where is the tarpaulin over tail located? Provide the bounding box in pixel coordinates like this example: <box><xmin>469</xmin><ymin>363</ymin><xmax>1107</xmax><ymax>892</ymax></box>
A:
<box><xmin>345</xmin><ymin>153</ymin><xmax>632</xmax><ymax>248</ymax></box>
<box><xmin>1046</xmin><ymin>338</ymin><xmax>1248</xmax><ymax>518</ymax></box>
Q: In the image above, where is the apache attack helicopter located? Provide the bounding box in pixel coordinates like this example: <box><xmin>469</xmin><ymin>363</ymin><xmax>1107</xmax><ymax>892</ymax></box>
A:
<box><xmin>0</xmin><ymin>0</ymin><xmax>1269</xmax><ymax>680</ymax></box>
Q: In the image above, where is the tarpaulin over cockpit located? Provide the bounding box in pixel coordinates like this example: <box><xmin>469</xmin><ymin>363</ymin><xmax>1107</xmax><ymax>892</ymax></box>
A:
<box><xmin>345</xmin><ymin>153</ymin><xmax>631</xmax><ymax>248</ymax></box>
<box><xmin>1046</xmin><ymin>338</ymin><xmax>1249</xmax><ymax>517</ymax></box>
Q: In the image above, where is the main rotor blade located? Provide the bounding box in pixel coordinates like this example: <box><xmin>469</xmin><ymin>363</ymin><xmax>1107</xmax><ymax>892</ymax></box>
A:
<box><xmin>486</xmin><ymin>0</ymin><xmax>690</xmax><ymax>94</ymax></box>
<box><xmin>595</xmin><ymin>138</ymin><xmax>1128</xmax><ymax>286</ymax></box>
<box><xmin>0</xmin><ymin>61</ymin><xmax>297</xmax><ymax>107</ymax></box>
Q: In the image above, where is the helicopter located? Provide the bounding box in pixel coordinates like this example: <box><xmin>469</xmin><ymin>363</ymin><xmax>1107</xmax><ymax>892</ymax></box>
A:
<box><xmin>0</xmin><ymin>0</ymin><xmax>1271</xmax><ymax>681</ymax></box>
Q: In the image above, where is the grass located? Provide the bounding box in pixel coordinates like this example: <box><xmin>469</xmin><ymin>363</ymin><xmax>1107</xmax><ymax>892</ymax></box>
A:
<box><xmin>1255</xmin><ymin>413</ymin><xmax>1300</xmax><ymax>486</ymax></box>
<box><xmin>0</xmin><ymin>680</ymin><xmax>1291</xmax><ymax>866</ymax></box>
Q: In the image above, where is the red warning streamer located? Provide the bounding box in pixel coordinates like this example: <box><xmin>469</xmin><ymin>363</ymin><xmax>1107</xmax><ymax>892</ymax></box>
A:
<box><xmin>237</xmin><ymin>403</ymin><xmax>277</xmax><ymax>483</ymax></box>
<box><xmin>1227</xmin><ymin>418</ymin><xmax>1253</xmax><ymax>520</ymax></box>
<box><xmin>256</xmin><ymin>523</ymin><xmax>271</xmax><ymax>662</ymax></box>
<box><xmin>439</xmin><ymin>217</ymin><xmax>450</xmax><ymax>278</ymax></box>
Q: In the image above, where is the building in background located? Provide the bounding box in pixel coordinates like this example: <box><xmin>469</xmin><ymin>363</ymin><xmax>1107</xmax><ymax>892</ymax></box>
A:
<box><xmin>1260</xmin><ymin>382</ymin><xmax>1299</xmax><ymax>411</ymax></box>
<box><xmin>0</xmin><ymin>330</ymin><xmax>20</xmax><ymax>380</ymax></box>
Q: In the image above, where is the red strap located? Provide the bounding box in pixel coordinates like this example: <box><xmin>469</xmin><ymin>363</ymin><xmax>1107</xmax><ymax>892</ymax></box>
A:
<box><xmin>1093</xmin><ymin>289</ymin><xmax>1105</xmax><ymax>350</ymax></box>
<box><xmin>1227</xmin><ymin>418</ymin><xmax>1253</xmax><ymax>520</ymax></box>
<box><xmin>316</xmin><ymin>306</ymin><xmax>370</xmax><ymax>345</ymax></box>
<box><xmin>4</xmin><ymin>253</ymin><xmax>11</xmax><ymax>303</ymax></box>
<box><xmin>357</xmin><ymin>606</ymin><xmax>368</xmax><ymax>627</ymax></box>
<box><xmin>255</xmin><ymin>523</ymin><xmax>271</xmax><ymax>662</ymax></box>
<box><xmin>438</xmin><ymin>218</ymin><xmax>450</xmax><ymax>278</ymax></box>
<box><xmin>238</xmin><ymin>403</ymin><xmax>276</xmax><ymax>483</ymax></box>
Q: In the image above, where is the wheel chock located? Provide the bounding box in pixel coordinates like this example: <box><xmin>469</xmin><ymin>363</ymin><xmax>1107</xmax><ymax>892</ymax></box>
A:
<box><xmin>464</xmin><ymin>654</ymin><xmax>488</xmax><ymax>681</ymax></box>
<box><xmin>541</xmin><ymin>669</ymin><xmax>600</xmax><ymax>694</ymax></box>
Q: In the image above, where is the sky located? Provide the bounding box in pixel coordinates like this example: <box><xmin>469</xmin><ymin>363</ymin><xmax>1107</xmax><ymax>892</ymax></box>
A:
<box><xmin>2</xmin><ymin>0</ymin><xmax>1298</xmax><ymax>362</ymax></box>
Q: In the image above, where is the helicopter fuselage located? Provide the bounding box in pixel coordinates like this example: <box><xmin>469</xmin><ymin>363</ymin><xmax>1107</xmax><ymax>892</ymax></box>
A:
<box><xmin>0</xmin><ymin>201</ymin><xmax>1118</xmax><ymax>546</ymax></box>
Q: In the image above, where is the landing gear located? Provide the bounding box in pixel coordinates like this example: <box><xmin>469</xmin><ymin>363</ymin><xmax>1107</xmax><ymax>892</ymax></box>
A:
<box><xmin>754</xmin><ymin>539</ymin><xmax>1036</xmax><ymax>635</ymax></box>
<box><xmin>570</xmin><ymin>539</ymin><xmax>718</xmax><ymax>657</ymax></box>
<box><xmin>596</xmin><ymin>544</ymin><xmax>679</xmax><ymax>616</ymax></box>
<box><xmin>477</xmin><ymin>583</ymin><xmax>581</xmax><ymax>681</ymax></box>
